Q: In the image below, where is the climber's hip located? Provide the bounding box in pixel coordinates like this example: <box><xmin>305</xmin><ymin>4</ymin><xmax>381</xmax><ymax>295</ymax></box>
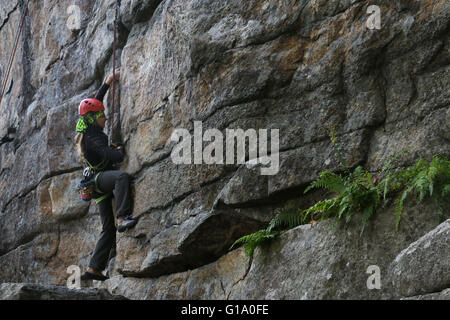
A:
<box><xmin>96</xmin><ymin>170</ymin><xmax>131</xmax><ymax>195</ymax></box>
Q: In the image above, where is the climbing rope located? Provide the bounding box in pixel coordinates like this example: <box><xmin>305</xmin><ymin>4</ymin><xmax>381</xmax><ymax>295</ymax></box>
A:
<box><xmin>0</xmin><ymin>0</ymin><xmax>31</xmax><ymax>108</ymax></box>
<box><xmin>110</xmin><ymin>0</ymin><xmax>121</xmax><ymax>145</ymax></box>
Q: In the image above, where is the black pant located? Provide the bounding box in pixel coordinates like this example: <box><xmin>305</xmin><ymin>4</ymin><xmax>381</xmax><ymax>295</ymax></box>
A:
<box><xmin>88</xmin><ymin>170</ymin><xmax>131</xmax><ymax>272</ymax></box>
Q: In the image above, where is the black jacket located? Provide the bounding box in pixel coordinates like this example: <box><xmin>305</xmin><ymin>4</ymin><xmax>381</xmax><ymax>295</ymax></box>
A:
<box><xmin>81</xmin><ymin>83</ymin><xmax>124</xmax><ymax>171</ymax></box>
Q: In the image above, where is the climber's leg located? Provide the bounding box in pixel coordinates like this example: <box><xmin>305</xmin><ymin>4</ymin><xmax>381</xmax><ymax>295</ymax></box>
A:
<box><xmin>96</xmin><ymin>170</ymin><xmax>132</xmax><ymax>217</ymax></box>
<box><xmin>96</xmin><ymin>170</ymin><xmax>137</xmax><ymax>232</ymax></box>
<box><xmin>85</xmin><ymin>197</ymin><xmax>115</xmax><ymax>278</ymax></box>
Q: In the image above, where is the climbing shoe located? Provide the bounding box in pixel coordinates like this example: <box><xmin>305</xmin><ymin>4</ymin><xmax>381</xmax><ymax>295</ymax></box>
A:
<box><xmin>80</xmin><ymin>271</ymin><xmax>109</xmax><ymax>281</ymax></box>
<box><xmin>117</xmin><ymin>215</ymin><xmax>137</xmax><ymax>233</ymax></box>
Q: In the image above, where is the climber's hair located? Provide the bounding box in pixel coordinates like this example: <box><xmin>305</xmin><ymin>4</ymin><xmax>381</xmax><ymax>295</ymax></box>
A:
<box><xmin>74</xmin><ymin>132</ymin><xmax>85</xmax><ymax>161</ymax></box>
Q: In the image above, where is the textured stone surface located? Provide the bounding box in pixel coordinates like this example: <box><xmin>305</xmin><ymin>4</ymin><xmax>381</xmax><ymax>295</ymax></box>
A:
<box><xmin>0</xmin><ymin>206</ymin><xmax>101</xmax><ymax>285</ymax></box>
<box><xmin>388</xmin><ymin>219</ymin><xmax>450</xmax><ymax>298</ymax></box>
<box><xmin>402</xmin><ymin>289</ymin><xmax>450</xmax><ymax>300</ymax></box>
<box><xmin>0</xmin><ymin>0</ymin><xmax>449</xmax><ymax>299</ymax></box>
<box><xmin>0</xmin><ymin>282</ymin><xmax>126</xmax><ymax>300</ymax></box>
<box><xmin>100</xmin><ymin>199</ymin><xmax>448</xmax><ymax>300</ymax></box>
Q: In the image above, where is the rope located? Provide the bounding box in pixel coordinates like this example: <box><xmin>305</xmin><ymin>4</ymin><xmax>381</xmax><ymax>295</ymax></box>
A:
<box><xmin>0</xmin><ymin>0</ymin><xmax>31</xmax><ymax>108</ymax></box>
<box><xmin>110</xmin><ymin>0</ymin><xmax>120</xmax><ymax>145</ymax></box>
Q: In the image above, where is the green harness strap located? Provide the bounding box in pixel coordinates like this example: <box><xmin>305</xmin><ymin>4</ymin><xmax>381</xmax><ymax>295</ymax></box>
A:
<box><xmin>82</xmin><ymin>156</ymin><xmax>109</xmax><ymax>171</ymax></box>
<box><xmin>82</xmin><ymin>157</ymin><xmax>112</xmax><ymax>204</ymax></box>
<box><xmin>93</xmin><ymin>172</ymin><xmax>112</xmax><ymax>204</ymax></box>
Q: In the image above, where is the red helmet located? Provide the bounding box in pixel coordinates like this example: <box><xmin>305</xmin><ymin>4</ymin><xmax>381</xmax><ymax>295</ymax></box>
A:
<box><xmin>78</xmin><ymin>98</ymin><xmax>105</xmax><ymax>117</ymax></box>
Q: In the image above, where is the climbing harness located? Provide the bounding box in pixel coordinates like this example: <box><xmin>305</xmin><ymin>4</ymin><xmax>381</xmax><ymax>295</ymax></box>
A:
<box><xmin>0</xmin><ymin>0</ymin><xmax>31</xmax><ymax>107</ymax></box>
<box><xmin>77</xmin><ymin>156</ymin><xmax>112</xmax><ymax>204</ymax></box>
<box><xmin>78</xmin><ymin>171</ymin><xmax>111</xmax><ymax>204</ymax></box>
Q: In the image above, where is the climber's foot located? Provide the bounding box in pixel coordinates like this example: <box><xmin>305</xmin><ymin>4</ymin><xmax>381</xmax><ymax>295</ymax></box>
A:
<box><xmin>117</xmin><ymin>215</ymin><xmax>137</xmax><ymax>233</ymax></box>
<box><xmin>81</xmin><ymin>268</ymin><xmax>109</xmax><ymax>281</ymax></box>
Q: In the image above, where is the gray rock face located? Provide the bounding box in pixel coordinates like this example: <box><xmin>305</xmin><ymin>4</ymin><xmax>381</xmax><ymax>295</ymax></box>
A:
<box><xmin>0</xmin><ymin>282</ymin><xmax>127</xmax><ymax>300</ymax></box>
<box><xmin>388</xmin><ymin>219</ymin><xmax>450</xmax><ymax>298</ymax></box>
<box><xmin>0</xmin><ymin>0</ymin><xmax>449</xmax><ymax>299</ymax></box>
<box><xmin>402</xmin><ymin>289</ymin><xmax>450</xmax><ymax>300</ymax></box>
<box><xmin>100</xmin><ymin>199</ymin><xmax>449</xmax><ymax>300</ymax></box>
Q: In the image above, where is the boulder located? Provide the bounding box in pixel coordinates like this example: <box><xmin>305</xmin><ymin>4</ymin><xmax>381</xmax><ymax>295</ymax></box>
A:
<box><xmin>388</xmin><ymin>219</ymin><xmax>450</xmax><ymax>298</ymax></box>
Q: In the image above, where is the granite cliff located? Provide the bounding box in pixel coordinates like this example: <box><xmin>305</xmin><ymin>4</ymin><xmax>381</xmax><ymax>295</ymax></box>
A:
<box><xmin>0</xmin><ymin>0</ymin><xmax>449</xmax><ymax>299</ymax></box>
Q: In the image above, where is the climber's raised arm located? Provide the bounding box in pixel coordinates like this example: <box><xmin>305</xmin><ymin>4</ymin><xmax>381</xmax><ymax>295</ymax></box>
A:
<box><xmin>94</xmin><ymin>68</ymin><xmax>120</xmax><ymax>102</ymax></box>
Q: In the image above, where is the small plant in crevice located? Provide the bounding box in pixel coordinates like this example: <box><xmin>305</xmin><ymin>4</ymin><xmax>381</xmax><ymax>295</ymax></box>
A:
<box><xmin>230</xmin><ymin>203</ymin><xmax>305</xmax><ymax>259</ymax></box>
<box><xmin>388</xmin><ymin>155</ymin><xmax>450</xmax><ymax>229</ymax></box>
<box><xmin>230</xmin><ymin>152</ymin><xmax>450</xmax><ymax>259</ymax></box>
<box><xmin>302</xmin><ymin>165</ymin><xmax>382</xmax><ymax>235</ymax></box>
<box><xmin>230</xmin><ymin>229</ymin><xmax>282</xmax><ymax>260</ymax></box>
<box><xmin>304</xmin><ymin>153</ymin><xmax>450</xmax><ymax>232</ymax></box>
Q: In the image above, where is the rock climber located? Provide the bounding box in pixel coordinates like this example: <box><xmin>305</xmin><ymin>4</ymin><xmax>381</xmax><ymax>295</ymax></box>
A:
<box><xmin>74</xmin><ymin>68</ymin><xmax>137</xmax><ymax>281</ymax></box>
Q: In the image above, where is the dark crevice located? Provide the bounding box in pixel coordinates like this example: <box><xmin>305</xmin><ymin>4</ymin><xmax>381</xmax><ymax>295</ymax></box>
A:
<box><xmin>127</xmin><ymin>0</ymin><xmax>164</xmax><ymax>27</ymax></box>
<box><xmin>18</xmin><ymin>0</ymin><xmax>36</xmax><ymax>116</ymax></box>
<box><xmin>228</xmin><ymin>254</ymin><xmax>253</xmax><ymax>299</ymax></box>
<box><xmin>0</xmin><ymin>228</ymin><xmax>40</xmax><ymax>258</ymax></box>
<box><xmin>214</xmin><ymin>182</ymin><xmax>308</xmax><ymax>211</ymax></box>
<box><xmin>0</xmin><ymin>127</ymin><xmax>16</xmax><ymax>147</ymax></box>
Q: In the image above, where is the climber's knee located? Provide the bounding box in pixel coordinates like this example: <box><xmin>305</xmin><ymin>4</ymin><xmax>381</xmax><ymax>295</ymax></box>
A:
<box><xmin>118</xmin><ymin>171</ymin><xmax>130</xmax><ymax>181</ymax></box>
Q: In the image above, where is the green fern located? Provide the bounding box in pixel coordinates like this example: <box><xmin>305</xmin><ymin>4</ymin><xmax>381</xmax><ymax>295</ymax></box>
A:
<box><xmin>231</xmin><ymin>205</ymin><xmax>305</xmax><ymax>258</ymax></box>
<box><xmin>393</xmin><ymin>155</ymin><xmax>450</xmax><ymax>229</ymax></box>
<box><xmin>230</xmin><ymin>229</ymin><xmax>281</xmax><ymax>258</ymax></box>
<box><xmin>304</xmin><ymin>165</ymin><xmax>382</xmax><ymax>235</ymax></box>
<box><xmin>442</xmin><ymin>184</ymin><xmax>450</xmax><ymax>196</ymax></box>
<box><xmin>303</xmin><ymin>198</ymin><xmax>339</xmax><ymax>222</ymax></box>
<box><xmin>267</xmin><ymin>207</ymin><xmax>304</xmax><ymax>233</ymax></box>
<box><xmin>230</xmin><ymin>153</ymin><xmax>450</xmax><ymax>260</ymax></box>
<box><xmin>379</xmin><ymin>149</ymin><xmax>412</xmax><ymax>200</ymax></box>
<box><xmin>304</xmin><ymin>170</ymin><xmax>345</xmax><ymax>194</ymax></box>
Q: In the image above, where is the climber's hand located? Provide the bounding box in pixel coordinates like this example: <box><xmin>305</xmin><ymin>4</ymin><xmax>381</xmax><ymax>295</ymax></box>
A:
<box><xmin>106</xmin><ymin>68</ymin><xmax>120</xmax><ymax>85</ymax></box>
<box><xmin>110</xmin><ymin>142</ymin><xmax>124</xmax><ymax>150</ymax></box>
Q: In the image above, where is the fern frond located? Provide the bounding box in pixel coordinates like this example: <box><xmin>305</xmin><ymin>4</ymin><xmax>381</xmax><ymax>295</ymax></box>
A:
<box><xmin>394</xmin><ymin>185</ymin><xmax>413</xmax><ymax>230</ymax></box>
<box><xmin>230</xmin><ymin>229</ymin><xmax>282</xmax><ymax>258</ymax></box>
<box><xmin>442</xmin><ymin>184</ymin><xmax>450</xmax><ymax>196</ymax></box>
<box><xmin>267</xmin><ymin>208</ymin><xmax>303</xmax><ymax>233</ymax></box>
<box><xmin>360</xmin><ymin>204</ymin><xmax>374</xmax><ymax>236</ymax></box>
<box><xmin>230</xmin><ymin>154</ymin><xmax>449</xmax><ymax>261</ymax></box>
<box><xmin>230</xmin><ymin>231</ymin><xmax>261</xmax><ymax>250</ymax></box>
<box><xmin>304</xmin><ymin>170</ymin><xmax>345</xmax><ymax>194</ymax></box>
